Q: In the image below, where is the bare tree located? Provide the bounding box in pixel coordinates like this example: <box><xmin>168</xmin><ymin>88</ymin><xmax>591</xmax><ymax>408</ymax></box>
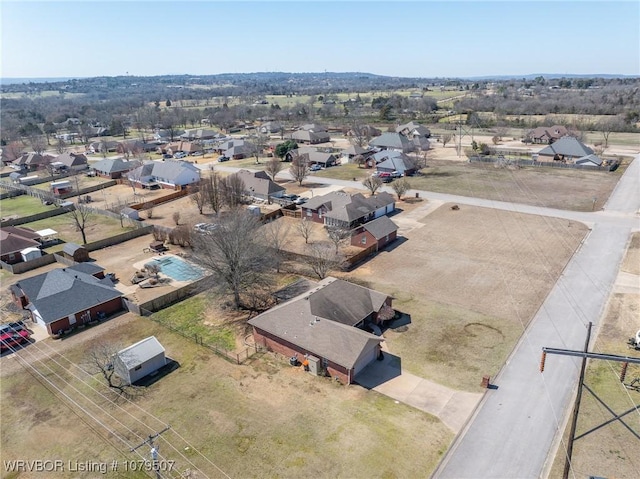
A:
<box><xmin>189</xmin><ymin>182</ymin><xmax>207</xmax><ymax>214</ymax></box>
<box><xmin>248</xmin><ymin>132</ymin><xmax>269</xmax><ymax>164</ymax></box>
<box><xmin>391</xmin><ymin>178</ymin><xmax>410</xmax><ymax>201</ymax></box>
<box><xmin>353</xmin><ymin>154</ymin><xmax>366</xmax><ymax>168</ymax></box>
<box><xmin>289</xmin><ymin>154</ymin><xmax>309</xmax><ymax>186</ymax></box>
<box><xmin>145</xmin><ymin>262</ymin><xmax>161</xmax><ymax>279</ymax></box>
<box><xmin>55</xmin><ymin>137</ymin><xmax>68</xmax><ymax>155</ymax></box>
<box><xmin>362</xmin><ymin>175</ymin><xmax>383</xmax><ymax>196</ymax></box>
<box><xmin>221</xmin><ymin>174</ymin><xmax>246</xmax><ymax>209</ymax></box>
<box><xmin>68</xmin><ymin>204</ymin><xmax>95</xmax><ymax>244</ymax></box>
<box><xmin>145</xmin><ymin>206</ymin><xmax>154</xmax><ymax>219</ymax></box>
<box><xmin>349</xmin><ymin>120</ymin><xmax>372</xmax><ymax>148</ymax></box>
<box><xmin>203</xmin><ymin>172</ymin><xmax>224</xmax><ymax>215</ymax></box>
<box><xmin>29</xmin><ymin>135</ymin><xmax>47</xmax><ymax>156</ymax></box>
<box><xmin>264</xmin><ymin>156</ymin><xmax>283</xmax><ymax>181</ymax></box>
<box><xmin>263</xmin><ymin>218</ymin><xmax>291</xmax><ymax>273</ymax></box>
<box><xmin>308</xmin><ymin>243</ymin><xmax>337</xmax><ymax>280</ymax></box>
<box><xmin>2</xmin><ymin>141</ymin><xmax>24</xmax><ymax>164</ymax></box>
<box><xmin>192</xmin><ymin>210</ymin><xmax>273</xmax><ymax>310</ymax></box>
<box><xmin>297</xmin><ymin>217</ymin><xmax>313</xmax><ymax>244</ymax></box>
<box><xmin>326</xmin><ymin>226</ymin><xmax>351</xmax><ymax>254</ymax></box>
<box><xmin>597</xmin><ymin>117</ymin><xmax>623</xmax><ymax>149</ymax></box>
<box><xmin>85</xmin><ymin>343</ymin><xmax>142</xmax><ymax>399</ymax></box>
<box><xmin>441</xmin><ymin>133</ymin><xmax>453</xmax><ymax>148</ymax></box>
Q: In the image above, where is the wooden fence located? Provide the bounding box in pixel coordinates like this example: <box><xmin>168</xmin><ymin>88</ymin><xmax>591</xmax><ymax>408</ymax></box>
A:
<box><xmin>83</xmin><ymin>225</ymin><xmax>153</xmax><ymax>252</ymax></box>
<box><xmin>468</xmin><ymin>155</ymin><xmax>606</xmax><ymax>171</ymax></box>
<box><xmin>128</xmin><ymin>188</ymin><xmax>188</xmax><ymax>210</ymax></box>
<box><xmin>0</xmin><ymin>204</ymin><xmax>74</xmax><ymax>227</ymax></box>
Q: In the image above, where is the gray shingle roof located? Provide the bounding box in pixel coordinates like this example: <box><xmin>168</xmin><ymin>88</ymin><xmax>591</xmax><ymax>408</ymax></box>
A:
<box><xmin>66</xmin><ymin>263</ymin><xmax>105</xmax><ymax>275</ymax></box>
<box><xmin>62</xmin><ymin>243</ymin><xmax>85</xmax><ymax>255</ymax></box>
<box><xmin>369</xmin><ymin>132</ymin><xmax>412</xmax><ymax>150</ymax></box>
<box><xmin>91</xmin><ymin>158</ymin><xmax>140</xmax><ymax>174</ymax></box>
<box><xmin>117</xmin><ymin>336</ymin><xmax>165</xmax><ymax>369</ymax></box>
<box><xmin>248</xmin><ymin>277</ymin><xmax>386</xmax><ymax>369</ymax></box>
<box><xmin>537</xmin><ymin>137</ymin><xmax>594</xmax><ymax>158</ymax></box>
<box><xmin>233</xmin><ymin>169</ymin><xmax>285</xmax><ymax>196</ymax></box>
<box><xmin>304</xmin><ymin>191</ymin><xmax>395</xmax><ymax>224</ymax></box>
<box><xmin>376</xmin><ymin>156</ymin><xmax>416</xmax><ymax>174</ymax></box>
<box><xmin>13</xmin><ymin>267</ymin><xmax>121</xmax><ymax>324</ymax></box>
<box><xmin>363</xmin><ymin>216</ymin><xmax>398</xmax><ymax>240</ymax></box>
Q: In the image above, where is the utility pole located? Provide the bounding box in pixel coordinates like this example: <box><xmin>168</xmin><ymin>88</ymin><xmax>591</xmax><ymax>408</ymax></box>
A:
<box><xmin>130</xmin><ymin>425</ymin><xmax>171</xmax><ymax>479</ymax></box>
<box><xmin>540</xmin><ymin>323</ymin><xmax>640</xmax><ymax>479</ymax></box>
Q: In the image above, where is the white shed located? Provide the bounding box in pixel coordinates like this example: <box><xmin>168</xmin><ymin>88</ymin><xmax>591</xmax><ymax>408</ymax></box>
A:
<box><xmin>20</xmin><ymin>247</ymin><xmax>42</xmax><ymax>262</ymax></box>
<box><xmin>114</xmin><ymin>336</ymin><xmax>166</xmax><ymax>385</ymax></box>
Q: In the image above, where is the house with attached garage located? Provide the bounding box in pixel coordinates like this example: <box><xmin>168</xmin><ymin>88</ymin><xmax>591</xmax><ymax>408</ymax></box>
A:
<box><xmin>369</xmin><ymin>132</ymin><xmax>414</xmax><ymax>153</ymax></box>
<box><xmin>249</xmin><ymin>277</ymin><xmax>395</xmax><ymax>384</ymax></box>
<box><xmin>230</xmin><ymin>169</ymin><xmax>285</xmax><ymax>202</ymax></box>
<box><xmin>536</xmin><ymin>136</ymin><xmax>595</xmax><ymax>163</ymax></box>
<box><xmin>54</xmin><ymin>152</ymin><xmax>88</xmax><ymax>171</ymax></box>
<box><xmin>114</xmin><ymin>336</ymin><xmax>167</xmax><ymax>385</ymax></box>
<box><xmin>91</xmin><ymin>158</ymin><xmax>141</xmax><ymax>179</ymax></box>
<box><xmin>127</xmin><ymin>160</ymin><xmax>200</xmax><ymax>190</ymax></box>
<box><xmin>301</xmin><ymin>190</ymin><xmax>395</xmax><ymax>229</ymax></box>
<box><xmin>9</xmin><ymin>265</ymin><xmax>123</xmax><ymax>336</ymax></box>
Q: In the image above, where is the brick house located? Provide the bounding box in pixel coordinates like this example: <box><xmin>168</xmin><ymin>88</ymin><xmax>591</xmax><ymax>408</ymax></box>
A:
<box><xmin>0</xmin><ymin>227</ymin><xmax>42</xmax><ymax>265</ymax></box>
<box><xmin>351</xmin><ymin>216</ymin><xmax>398</xmax><ymax>250</ymax></box>
<box><xmin>301</xmin><ymin>190</ymin><xmax>395</xmax><ymax>229</ymax></box>
<box><xmin>249</xmin><ymin>277</ymin><xmax>395</xmax><ymax>384</ymax></box>
<box><xmin>10</xmin><ymin>264</ymin><xmax>123</xmax><ymax>335</ymax></box>
<box><xmin>91</xmin><ymin>158</ymin><xmax>140</xmax><ymax>179</ymax></box>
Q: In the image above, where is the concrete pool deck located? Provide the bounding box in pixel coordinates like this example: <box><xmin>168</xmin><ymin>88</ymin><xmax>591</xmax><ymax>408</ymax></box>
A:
<box><xmin>131</xmin><ymin>253</ymin><xmax>206</xmax><ymax>288</ymax></box>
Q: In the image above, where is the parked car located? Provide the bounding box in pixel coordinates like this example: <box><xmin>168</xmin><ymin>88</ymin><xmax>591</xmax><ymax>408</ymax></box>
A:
<box><xmin>190</xmin><ymin>151</ymin><xmax>203</xmax><ymax>156</ymax></box>
<box><xmin>0</xmin><ymin>322</ymin><xmax>31</xmax><ymax>352</ymax></box>
<box><xmin>162</xmin><ymin>153</ymin><xmax>173</xmax><ymax>159</ymax></box>
<box><xmin>173</xmin><ymin>151</ymin><xmax>187</xmax><ymax>159</ymax></box>
<box><xmin>390</xmin><ymin>170</ymin><xmax>403</xmax><ymax>178</ymax></box>
<box><xmin>293</xmin><ymin>197</ymin><xmax>308</xmax><ymax>205</ymax></box>
<box><xmin>310</xmin><ymin>164</ymin><xmax>322</xmax><ymax>171</ymax></box>
<box><xmin>217</xmin><ymin>156</ymin><xmax>230</xmax><ymax>162</ymax></box>
<box><xmin>281</xmin><ymin>194</ymin><xmax>298</xmax><ymax>201</ymax></box>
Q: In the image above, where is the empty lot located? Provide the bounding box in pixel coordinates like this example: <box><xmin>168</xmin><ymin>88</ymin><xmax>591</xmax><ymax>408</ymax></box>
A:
<box><xmin>345</xmin><ymin>203</ymin><xmax>588</xmax><ymax>390</ymax></box>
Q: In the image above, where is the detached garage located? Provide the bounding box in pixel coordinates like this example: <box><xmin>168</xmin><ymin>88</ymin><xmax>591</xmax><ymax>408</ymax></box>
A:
<box><xmin>114</xmin><ymin>336</ymin><xmax>167</xmax><ymax>385</ymax></box>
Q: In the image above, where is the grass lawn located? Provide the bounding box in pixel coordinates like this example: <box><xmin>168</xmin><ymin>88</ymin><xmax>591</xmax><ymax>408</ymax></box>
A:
<box><xmin>0</xmin><ymin>317</ymin><xmax>453</xmax><ymax>478</ymax></box>
<box><xmin>405</xmin><ymin>160</ymin><xmax>624</xmax><ymax>211</ymax></box>
<box><xmin>311</xmin><ymin>163</ymin><xmax>370</xmax><ymax>182</ymax></box>
<box><xmin>151</xmin><ymin>294</ymin><xmax>236</xmax><ymax>350</ymax></box>
<box><xmin>0</xmin><ymin>194</ymin><xmax>58</xmax><ymax>218</ymax></box>
<box><xmin>22</xmin><ymin>211</ymin><xmax>135</xmax><ymax>247</ymax></box>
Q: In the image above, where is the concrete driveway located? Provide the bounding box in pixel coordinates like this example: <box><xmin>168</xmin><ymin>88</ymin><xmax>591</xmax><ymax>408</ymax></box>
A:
<box><xmin>356</xmin><ymin>347</ymin><xmax>482</xmax><ymax>434</ymax></box>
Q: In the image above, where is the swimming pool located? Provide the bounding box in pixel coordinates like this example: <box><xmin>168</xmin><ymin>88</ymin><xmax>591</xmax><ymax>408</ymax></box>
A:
<box><xmin>146</xmin><ymin>256</ymin><xmax>206</xmax><ymax>282</ymax></box>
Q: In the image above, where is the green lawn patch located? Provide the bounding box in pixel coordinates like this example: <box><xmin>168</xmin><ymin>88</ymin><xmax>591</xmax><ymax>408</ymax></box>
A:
<box><xmin>0</xmin><ymin>195</ymin><xmax>57</xmax><ymax>218</ymax></box>
<box><xmin>151</xmin><ymin>295</ymin><xmax>236</xmax><ymax>350</ymax></box>
<box><xmin>313</xmin><ymin>163</ymin><xmax>370</xmax><ymax>181</ymax></box>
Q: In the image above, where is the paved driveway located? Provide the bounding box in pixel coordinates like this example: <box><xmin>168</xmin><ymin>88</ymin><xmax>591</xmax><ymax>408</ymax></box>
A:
<box><xmin>356</xmin><ymin>348</ymin><xmax>482</xmax><ymax>434</ymax></box>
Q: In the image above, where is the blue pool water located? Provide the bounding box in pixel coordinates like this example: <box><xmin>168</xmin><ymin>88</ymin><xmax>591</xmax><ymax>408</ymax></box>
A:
<box><xmin>146</xmin><ymin>256</ymin><xmax>205</xmax><ymax>282</ymax></box>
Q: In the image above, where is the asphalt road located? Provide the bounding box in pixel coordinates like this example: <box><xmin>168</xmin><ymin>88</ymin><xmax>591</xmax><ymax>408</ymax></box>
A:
<box><xmin>208</xmin><ymin>156</ymin><xmax>640</xmax><ymax>478</ymax></box>
<box><xmin>434</xmin><ymin>156</ymin><xmax>640</xmax><ymax>478</ymax></box>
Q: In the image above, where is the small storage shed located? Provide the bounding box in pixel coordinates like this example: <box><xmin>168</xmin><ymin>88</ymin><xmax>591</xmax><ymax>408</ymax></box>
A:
<box><xmin>114</xmin><ymin>336</ymin><xmax>167</xmax><ymax>385</ymax></box>
<box><xmin>121</xmin><ymin>207</ymin><xmax>141</xmax><ymax>221</ymax></box>
<box><xmin>50</xmin><ymin>180</ymin><xmax>73</xmax><ymax>195</ymax></box>
<box><xmin>62</xmin><ymin>243</ymin><xmax>89</xmax><ymax>262</ymax></box>
<box><xmin>20</xmin><ymin>247</ymin><xmax>42</xmax><ymax>262</ymax></box>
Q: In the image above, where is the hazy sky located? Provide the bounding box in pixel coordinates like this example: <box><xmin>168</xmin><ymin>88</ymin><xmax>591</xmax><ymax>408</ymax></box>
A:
<box><xmin>1</xmin><ymin>1</ymin><xmax>639</xmax><ymax>79</ymax></box>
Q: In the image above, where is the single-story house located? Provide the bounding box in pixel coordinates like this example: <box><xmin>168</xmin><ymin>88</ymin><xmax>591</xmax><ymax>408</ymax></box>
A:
<box><xmin>396</xmin><ymin>121</ymin><xmax>431</xmax><ymax>139</ymax></box>
<box><xmin>10</xmin><ymin>265</ymin><xmax>123</xmax><ymax>335</ymax></box>
<box><xmin>153</xmin><ymin>129</ymin><xmax>185</xmax><ymax>143</ymax></box>
<box><xmin>249</xmin><ymin>277</ymin><xmax>395</xmax><ymax>384</ymax></box>
<box><xmin>289</xmin><ymin>150</ymin><xmax>338</xmax><ymax>167</ymax></box>
<box><xmin>301</xmin><ymin>190</ymin><xmax>395</xmax><ymax>229</ymax></box>
<box><xmin>0</xmin><ymin>227</ymin><xmax>42</xmax><ymax>265</ymax></box>
<box><xmin>163</xmin><ymin>141</ymin><xmax>201</xmax><ymax>156</ymax></box>
<box><xmin>91</xmin><ymin>158</ymin><xmax>141</xmax><ymax>179</ymax></box>
<box><xmin>127</xmin><ymin>160</ymin><xmax>200</xmax><ymax>190</ymax></box>
<box><xmin>369</xmin><ymin>132</ymin><xmax>414</xmax><ymax>153</ymax></box>
<box><xmin>341</xmin><ymin>145</ymin><xmax>370</xmax><ymax>162</ymax></box>
<box><xmin>351</xmin><ymin>216</ymin><xmax>399</xmax><ymax>250</ymax></box>
<box><xmin>346</xmin><ymin>125</ymin><xmax>381</xmax><ymax>139</ymax></box>
<box><xmin>376</xmin><ymin>155</ymin><xmax>417</xmax><ymax>176</ymax></box>
<box><xmin>216</xmin><ymin>139</ymin><xmax>256</xmax><ymax>159</ymax></box>
<box><xmin>180</xmin><ymin>128</ymin><xmax>222</xmax><ymax>141</ymax></box>
<box><xmin>12</xmin><ymin>152</ymin><xmax>55</xmax><ymax>172</ymax></box>
<box><xmin>54</xmin><ymin>152</ymin><xmax>88</xmax><ymax>171</ymax></box>
<box><xmin>114</xmin><ymin>336</ymin><xmax>167</xmax><ymax>385</ymax></box>
<box><xmin>231</xmin><ymin>169</ymin><xmax>285</xmax><ymax>201</ymax></box>
<box><xmin>537</xmin><ymin>136</ymin><xmax>594</xmax><ymax>162</ymax></box>
<box><xmin>118</xmin><ymin>140</ymin><xmax>158</xmax><ymax>156</ymax></box>
<box><xmin>259</xmin><ymin>121</ymin><xmax>282</xmax><ymax>134</ymax></box>
<box><xmin>62</xmin><ymin>243</ymin><xmax>90</xmax><ymax>262</ymax></box>
<box><xmin>527</xmin><ymin>125</ymin><xmax>569</xmax><ymax>144</ymax></box>
<box><xmin>289</xmin><ymin>124</ymin><xmax>330</xmax><ymax>144</ymax></box>
<box><xmin>87</xmin><ymin>140</ymin><xmax>119</xmax><ymax>154</ymax></box>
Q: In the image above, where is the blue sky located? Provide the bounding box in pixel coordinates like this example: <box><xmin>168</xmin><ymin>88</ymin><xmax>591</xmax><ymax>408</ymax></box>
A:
<box><xmin>1</xmin><ymin>1</ymin><xmax>638</xmax><ymax>78</ymax></box>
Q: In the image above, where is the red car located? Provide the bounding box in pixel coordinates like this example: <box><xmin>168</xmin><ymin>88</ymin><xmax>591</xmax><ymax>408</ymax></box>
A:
<box><xmin>0</xmin><ymin>323</ymin><xmax>31</xmax><ymax>352</ymax></box>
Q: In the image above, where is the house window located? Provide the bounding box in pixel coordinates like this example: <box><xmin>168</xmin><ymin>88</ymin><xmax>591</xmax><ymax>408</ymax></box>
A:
<box><xmin>134</xmin><ymin>365</ymin><xmax>142</xmax><ymax>371</ymax></box>
<box><xmin>8</xmin><ymin>253</ymin><xmax>15</xmax><ymax>261</ymax></box>
<box><xmin>321</xmin><ymin>357</ymin><xmax>328</xmax><ymax>368</ymax></box>
<box><xmin>361</xmin><ymin>236</ymin><xmax>367</xmax><ymax>245</ymax></box>
<box><xmin>306</xmin><ymin>210</ymin><xmax>312</xmax><ymax>217</ymax></box>
<box><xmin>386</xmin><ymin>234</ymin><xmax>389</xmax><ymax>242</ymax></box>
